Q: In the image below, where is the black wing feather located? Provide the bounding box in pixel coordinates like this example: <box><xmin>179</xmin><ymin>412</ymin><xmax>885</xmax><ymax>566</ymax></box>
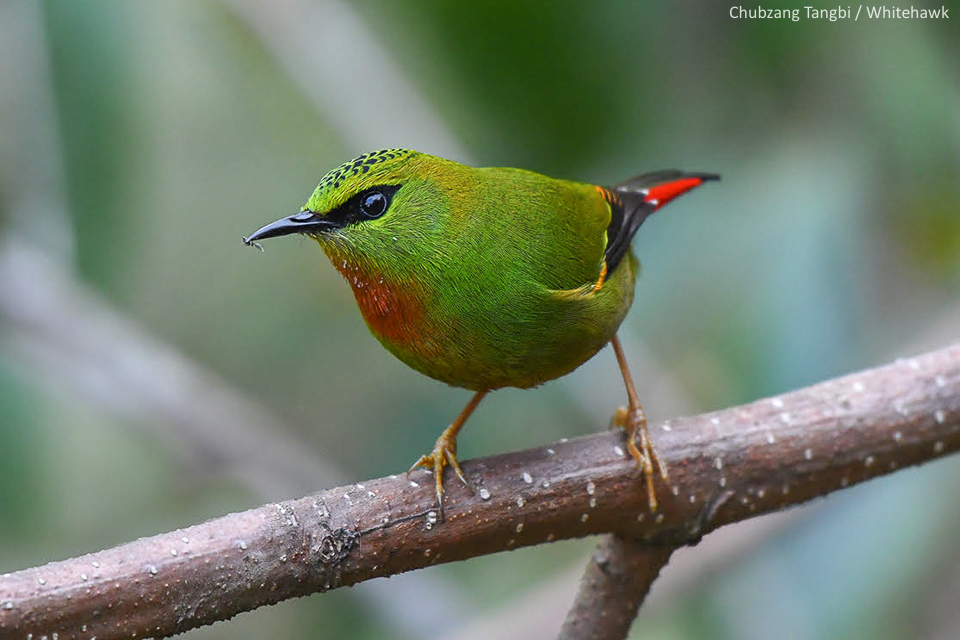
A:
<box><xmin>603</xmin><ymin>170</ymin><xmax>719</xmax><ymax>274</ymax></box>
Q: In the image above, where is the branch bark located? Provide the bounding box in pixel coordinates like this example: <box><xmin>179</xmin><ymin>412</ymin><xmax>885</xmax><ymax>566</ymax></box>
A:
<box><xmin>0</xmin><ymin>240</ymin><xmax>472</xmax><ymax>635</ymax></box>
<box><xmin>1</xmin><ymin>343</ymin><xmax>958</xmax><ymax>639</ymax></box>
<box><xmin>558</xmin><ymin>535</ymin><xmax>675</xmax><ymax>640</ymax></box>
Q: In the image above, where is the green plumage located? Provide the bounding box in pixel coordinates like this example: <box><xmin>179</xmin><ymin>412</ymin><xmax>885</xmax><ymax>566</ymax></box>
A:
<box><xmin>244</xmin><ymin>148</ymin><xmax>717</xmax><ymax>513</ymax></box>
<box><xmin>300</xmin><ymin>150</ymin><xmax>636</xmax><ymax>391</ymax></box>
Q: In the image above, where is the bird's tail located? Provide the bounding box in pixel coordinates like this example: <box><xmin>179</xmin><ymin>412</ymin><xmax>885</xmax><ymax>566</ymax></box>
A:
<box><xmin>603</xmin><ymin>170</ymin><xmax>719</xmax><ymax>273</ymax></box>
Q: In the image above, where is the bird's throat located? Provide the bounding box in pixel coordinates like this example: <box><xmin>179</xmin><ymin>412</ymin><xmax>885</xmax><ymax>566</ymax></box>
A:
<box><xmin>327</xmin><ymin>251</ymin><xmax>430</xmax><ymax>351</ymax></box>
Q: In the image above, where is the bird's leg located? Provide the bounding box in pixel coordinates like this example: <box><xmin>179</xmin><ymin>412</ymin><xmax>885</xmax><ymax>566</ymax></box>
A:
<box><xmin>408</xmin><ymin>390</ymin><xmax>488</xmax><ymax>517</ymax></box>
<box><xmin>609</xmin><ymin>334</ymin><xmax>668</xmax><ymax>511</ymax></box>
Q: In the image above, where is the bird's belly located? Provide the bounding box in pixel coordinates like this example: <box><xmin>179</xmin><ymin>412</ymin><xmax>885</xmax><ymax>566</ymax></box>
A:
<box><xmin>381</xmin><ymin>318</ymin><xmax>619</xmax><ymax>391</ymax></box>
<box><xmin>372</xmin><ymin>257</ymin><xmax>637</xmax><ymax>391</ymax></box>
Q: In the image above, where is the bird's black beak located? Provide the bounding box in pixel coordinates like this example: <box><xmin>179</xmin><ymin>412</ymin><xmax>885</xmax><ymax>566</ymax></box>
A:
<box><xmin>242</xmin><ymin>211</ymin><xmax>336</xmax><ymax>249</ymax></box>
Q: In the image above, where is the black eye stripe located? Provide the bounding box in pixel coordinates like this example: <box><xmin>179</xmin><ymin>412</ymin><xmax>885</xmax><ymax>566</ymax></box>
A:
<box><xmin>319</xmin><ymin>184</ymin><xmax>401</xmax><ymax>228</ymax></box>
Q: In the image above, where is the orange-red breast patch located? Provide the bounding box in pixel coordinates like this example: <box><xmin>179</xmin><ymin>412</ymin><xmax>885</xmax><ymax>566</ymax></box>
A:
<box><xmin>331</xmin><ymin>256</ymin><xmax>441</xmax><ymax>358</ymax></box>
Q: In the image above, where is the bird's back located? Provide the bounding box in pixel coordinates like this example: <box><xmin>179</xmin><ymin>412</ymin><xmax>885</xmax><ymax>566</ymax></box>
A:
<box><xmin>407</xmin><ymin>163</ymin><xmax>634</xmax><ymax>390</ymax></box>
<box><xmin>268</xmin><ymin>151</ymin><xmax>714</xmax><ymax>392</ymax></box>
<box><xmin>462</xmin><ymin>166</ymin><xmax>610</xmax><ymax>291</ymax></box>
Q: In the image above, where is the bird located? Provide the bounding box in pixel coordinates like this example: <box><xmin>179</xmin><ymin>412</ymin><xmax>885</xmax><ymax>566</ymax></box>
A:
<box><xmin>244</xmin><ymin>149</ymin><xmax>718</xmax><ymax>516</ymax></box>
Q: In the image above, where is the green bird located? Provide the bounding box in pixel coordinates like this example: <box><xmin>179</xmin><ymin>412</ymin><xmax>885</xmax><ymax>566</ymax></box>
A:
<box><xmin>244</xmin><ymin>149</ymin><xmax>717</xmax><ymax>514</ymax></box>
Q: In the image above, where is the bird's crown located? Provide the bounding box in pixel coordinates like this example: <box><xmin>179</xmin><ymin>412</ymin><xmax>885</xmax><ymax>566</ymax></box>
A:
<box><xmin>305</xmin><ymin>148</ymin><xmax>418</xmax><ymax>215</ymax></box>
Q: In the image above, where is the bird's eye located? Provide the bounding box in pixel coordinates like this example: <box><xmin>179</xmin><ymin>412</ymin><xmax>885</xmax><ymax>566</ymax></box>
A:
<box><xmin>359</xmin><ymin>189</ymin><xmax>388</xmax><ymax>219</ymax></box>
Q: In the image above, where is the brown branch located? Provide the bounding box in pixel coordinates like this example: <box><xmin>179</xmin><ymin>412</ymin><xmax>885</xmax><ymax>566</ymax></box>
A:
<box><xmin>0</xmin><ymin>241</ymin><xmax>472</xmax><ymax>635</ymax></box>
<box><xmin>447</xmin><ymin>509</ymin><xmax>805</xmax><ymax>640</ymax></box>
<box><xmin>558</xmin><ymin>536</ymin><xmax>675</xmax><ymax>640</ymax></box>
<box><xmin>1</xmin><ymin>343</ymin><xmax>958</xmax><ymax>639</ymax></box>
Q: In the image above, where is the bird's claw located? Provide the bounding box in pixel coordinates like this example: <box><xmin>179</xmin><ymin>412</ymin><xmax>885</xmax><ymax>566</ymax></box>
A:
<box><xmin>408</xmin><ymin>433</ymin><xmax>473</xmax><ymax>518</ymax></box>
<box><xmin>609</xmin><ymin>406</ymin><xmax>630</xmax><ymax>431</ymax></box>
<box><xmin>611</xmin><ymin>404</ymin><xmax>669</xmax><ymax>512</ymax></box>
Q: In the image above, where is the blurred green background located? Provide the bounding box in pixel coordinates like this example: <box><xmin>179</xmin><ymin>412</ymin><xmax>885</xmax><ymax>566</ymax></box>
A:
<box><xmin>1</xmin><ymin>1</ymin><xmax>959</xmax><ymax>638</ymax></box>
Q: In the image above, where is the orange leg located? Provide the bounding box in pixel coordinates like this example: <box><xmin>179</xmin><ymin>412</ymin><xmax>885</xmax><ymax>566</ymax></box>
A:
<box><xmin>609</xmin><ymin>334</ymin><xmax>669</xmax><ymax>511</ymax></box>
<box><xmin>409</xmin><ymin>390</ymin><xmax>488</xmax><ymax>517</ymax></box>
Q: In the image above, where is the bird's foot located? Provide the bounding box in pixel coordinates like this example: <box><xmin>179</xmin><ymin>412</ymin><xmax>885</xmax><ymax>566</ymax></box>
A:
<box><xmin>408</xmin><ymin>429</ymin><xmax>473</xmax><ymax>518</ymax></box>
<box><xmin>610</xmin><ymin>405</ymin><xmax>669</xmax><ymax>511</ymax></box>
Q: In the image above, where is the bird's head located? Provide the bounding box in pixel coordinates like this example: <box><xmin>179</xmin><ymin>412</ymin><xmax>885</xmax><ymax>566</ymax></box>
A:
<box><xmin>244</xmin><ymin>149</ymin><xmax>456</xmax><ymax>275</ymax></box>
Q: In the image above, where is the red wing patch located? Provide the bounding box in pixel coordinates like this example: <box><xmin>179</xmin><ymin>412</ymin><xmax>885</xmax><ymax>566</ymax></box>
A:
<box><xmin>644</xmin><ymin>177</ymin><xmax>707</xmax><ymax>210</ymax></box>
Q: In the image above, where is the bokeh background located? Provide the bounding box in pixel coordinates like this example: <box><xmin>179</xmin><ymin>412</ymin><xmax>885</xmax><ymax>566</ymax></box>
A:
<box><xmin>1</xmin><ymin>1</ymin><xmax>959</xmax><ymax>638</ymax></box>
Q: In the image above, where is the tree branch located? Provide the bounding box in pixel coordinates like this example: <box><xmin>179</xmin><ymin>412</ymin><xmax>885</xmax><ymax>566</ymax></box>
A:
<box><xmin>558</xmin><ymin>535</ymin><xmax>675</xmax><ymax>640</ymax></box>
<box><xmin>1</xmin><ymin>343</ymin><xmax>958</xmax><ymax>639</ymax></box>
<box><xmin>0</xmin><ymin>240</ymin><xmax>472</xmax><ymax>635</ymax></box>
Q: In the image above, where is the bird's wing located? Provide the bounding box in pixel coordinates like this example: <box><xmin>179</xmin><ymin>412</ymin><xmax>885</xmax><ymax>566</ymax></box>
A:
<box><xmin>603</xmin><ymin>171</ymin><xmax>720</xmax><ymax>274</ymax></box>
